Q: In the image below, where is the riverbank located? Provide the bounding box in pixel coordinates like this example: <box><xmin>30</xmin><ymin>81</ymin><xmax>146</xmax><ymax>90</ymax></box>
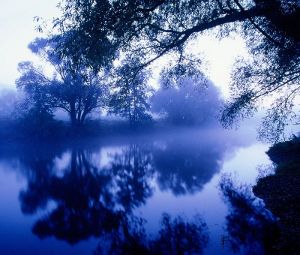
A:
<box><xmin>253</xmin><ymin>137</ymin><xmax>300</xmax><ymax>255</ymax></box>
<box><xmin>0</xmin><ymin>117</ymin><xmax>223</xmax><ymax>143</ymax></box>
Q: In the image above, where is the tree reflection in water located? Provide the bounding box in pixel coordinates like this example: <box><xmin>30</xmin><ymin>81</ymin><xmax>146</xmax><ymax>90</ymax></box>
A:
<box><xmin>95</xmin><ymin>213</ymin><xmax>209</xmax><ymax>255</ymax></box>
<box><xmin>219</xmin><ymin>174</ymin><xmax>280</xmax><ymax>255</ymax></box>
<box><xmin>3</xmin><ymin>129</ymin><xmax>242</xmax><ymax>252</ymax></box>
<box><xmin>14</xmin><ymin>141</ymin><xmax>211</xmax><ymax>252</ymax></box>
<box><xmin>106</xmin><ymin>144</ymin><xmax>154</xmax><ymax>211</ymax></box>
<box><xmin>17</xmin><ymin>144</ymin><xmax>157</xmax><ymax>243</ymax></box>
<box><xmin>20</xmin><ymin>149</ymin><xmax>122</xmax><ymax>243</ymax></box>
<box><xmin>154</xmin><ymin>137</ymin><xmax>224</xmax><ymax>195</ymax></box>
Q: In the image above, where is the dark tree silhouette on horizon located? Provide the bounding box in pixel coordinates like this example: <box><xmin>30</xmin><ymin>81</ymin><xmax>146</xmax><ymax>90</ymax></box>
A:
<box><xmin>16</xmin><ymin>38</ymin><xmax>108</xmax><ymax>127</ymax></box>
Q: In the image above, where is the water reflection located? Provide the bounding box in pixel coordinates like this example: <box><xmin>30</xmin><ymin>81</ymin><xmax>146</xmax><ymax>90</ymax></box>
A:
<box><xmin>17</xmin><ymin>139</ymin><xmax>218</xmax><ymax>244</ymax></box>
<box><xmin>20</xmin><ymin>149</ymin><xmax>122</xmax><ymax>243</ymax></box>
<box><xmin>95</xmin><ymin>214</ymin><xmax>209</xmax><ymax>255</ymax></box>
<box><xmin>106</xmin><ymin>144</ymin><xmax>154</xmax><ymax>211</ymax></box>
<box><xmin>220</xmin><ymin>174</ymin><xmax>280</xmax><ymax>255</ymax></box>
<box><xmin>0</xmin><ymin>129</ymin><xmax>260</xmax><ymax>253</ymax></box>
<box><xmin>154</xmin><ymin>136</ymin><xmax>224</xmax><ymax>195</ymax></box>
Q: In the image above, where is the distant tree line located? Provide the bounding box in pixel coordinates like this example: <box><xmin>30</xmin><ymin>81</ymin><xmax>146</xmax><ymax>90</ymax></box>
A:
<box><xmin>8</xmin><ymin>36</ymin><xmax>223</xmax><ymax>134</ymax></box>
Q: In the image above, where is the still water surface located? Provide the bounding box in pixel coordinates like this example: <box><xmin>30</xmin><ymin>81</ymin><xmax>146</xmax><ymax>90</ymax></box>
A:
<box><xmin>0</xmin><ymin>127</ymin><xmax>272</xmax><ymax>255</ymax></box>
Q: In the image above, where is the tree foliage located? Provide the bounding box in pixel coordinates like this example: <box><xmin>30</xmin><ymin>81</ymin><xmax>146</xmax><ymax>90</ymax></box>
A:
<box><xmin>109</xmin><ymin>57</ymin><xmax>153</xmax><ymax>126</ymax></box>
<box><xmin>16</xmin><ymin>38</ymin><xmax>108</xmax><ymax>127</ymax></box>
<box><xmin>52</xmin><ymin>0</ymin><xmax>300</xmax><ymax>140</ymax></box>
<box><xmin>152</xmin><ymin>77</ymin><xmax>222</xmax><ymax>125</ymax></box>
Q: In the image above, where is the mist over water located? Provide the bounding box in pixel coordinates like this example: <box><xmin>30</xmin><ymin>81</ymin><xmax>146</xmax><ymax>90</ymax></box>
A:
<box><xmin>0</xmin><ymin>69</ymin><xmax>276</xmax><ymax>255</ymax></box>
<box><xmin>0</xmin><ymin>126</ymin><xmax>272</xmax><ymax>255</ymax></box>
<box><xmin>0</xmin><ymin>45</ymin><xmax>275</xmax><ymax>255</ymax></box>
<box><xmin>0</xmin><ymin>0</ymin><xmax>299</xmax><ymax>253</ymax></box>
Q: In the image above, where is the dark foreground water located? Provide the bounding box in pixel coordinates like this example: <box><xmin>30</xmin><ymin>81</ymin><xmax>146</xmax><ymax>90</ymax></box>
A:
<box><xmin>0</xmin><ymin>127</ymin><xmax>274</xmax><ymax>255</ymax></box>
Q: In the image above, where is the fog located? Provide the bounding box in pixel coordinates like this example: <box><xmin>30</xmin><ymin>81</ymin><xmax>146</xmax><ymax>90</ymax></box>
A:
<box><xmin>0</xmin><ymin>1</ymin><xmax>299</xmax><ymax>254</ymax></box>
<box><xmin>0</xmin><ymin>45</ymin><xmax>274</xmax><ymax>255</ymax></box>
<box><xmin>0</xmin><ymin>88</ymin><xmax>19</xmax><ymax>118</ymax></box>
<box><xmin>0</xmin><ymin>67</ymin><xmax>230</xmax><ymax>140</ymax></box>
<box><xmin>152</xmin><ymin>78</ymin><xmax>223</xmax><ymax>126</ymax></box>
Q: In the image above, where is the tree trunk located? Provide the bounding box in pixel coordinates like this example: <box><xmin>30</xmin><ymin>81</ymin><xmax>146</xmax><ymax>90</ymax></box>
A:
<box><xmin>70</xmin><ymin>102</ymin><xmax>78</xmax><ymax>128</ymax></box>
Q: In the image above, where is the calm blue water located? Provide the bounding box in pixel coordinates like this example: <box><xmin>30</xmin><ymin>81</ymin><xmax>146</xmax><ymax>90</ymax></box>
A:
<box><xmin>0</xmin><ymin>127</ymin><xmax>272</xmax><ymax>255</ymax></box>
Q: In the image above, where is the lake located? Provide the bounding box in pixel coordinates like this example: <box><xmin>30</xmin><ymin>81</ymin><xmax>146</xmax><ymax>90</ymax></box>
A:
<box><xmin>0</xmin><ymin>127</ymin><xmax>274</xmax><ymax>255</ymax></box>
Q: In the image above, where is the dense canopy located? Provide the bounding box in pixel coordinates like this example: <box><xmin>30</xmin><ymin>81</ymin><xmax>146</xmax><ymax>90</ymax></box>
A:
<box><xmin>48</xmin><ymin>0</ymin><xmax>300</xmax><ymax>140</ymax></box>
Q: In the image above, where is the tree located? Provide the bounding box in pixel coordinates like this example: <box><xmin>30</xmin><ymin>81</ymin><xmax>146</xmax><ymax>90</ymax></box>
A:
<box><xmin>51</xmin><ymin>0</ymin><xmax>300</xmax><ymax>140</ymax></box>
<box><xmin>152</xmin><ymin>77</ymin><xmax>222</xmax><ymax>125</ymax></box>
<box><xmin>16</xmin><ymin>38</ymin><xmax>108</xmax><ymax>127</ymax></box>
<box><xmin>15</xmin><ymin>61</ymin><xmax>58</xmax><ymax>137</ymax></box>
<box><xmin>109</xmin><ymin>57</ymin><xmax>153</xmax><ymax>126</ymax></box>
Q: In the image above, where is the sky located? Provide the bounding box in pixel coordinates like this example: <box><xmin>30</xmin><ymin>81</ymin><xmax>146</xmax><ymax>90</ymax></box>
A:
<box><xmin>0</xmin><ymin>0</ymin><xmax>60</xmax><ymax>89</ymax></box>
<box><xmin>0</xmin><ymin>0</ymin><xmax>247</xmax><ymax>98</ymax></box>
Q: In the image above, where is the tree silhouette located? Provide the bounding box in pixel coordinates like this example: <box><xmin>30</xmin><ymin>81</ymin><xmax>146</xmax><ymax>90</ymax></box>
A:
<box><xmin>109</xmin><ymin>57</ymin><xmax>153</xmax><ymax>126</ymax></box>
<box><xmin>16</xmin><ymin>38</ymin><xmax>108</xmax><ymax>127</ymax></box>
<box><xmin>51</xmin><ymin>0</ymin><xmax>300</xmax><ymax>139</ymax></box>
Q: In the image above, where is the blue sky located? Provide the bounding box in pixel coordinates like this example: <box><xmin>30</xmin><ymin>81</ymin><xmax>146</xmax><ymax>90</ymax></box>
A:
<box><xmin>0</xmin><ymin>1</ymin><xmax>247</xmax><ymax>98</ymax></box>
